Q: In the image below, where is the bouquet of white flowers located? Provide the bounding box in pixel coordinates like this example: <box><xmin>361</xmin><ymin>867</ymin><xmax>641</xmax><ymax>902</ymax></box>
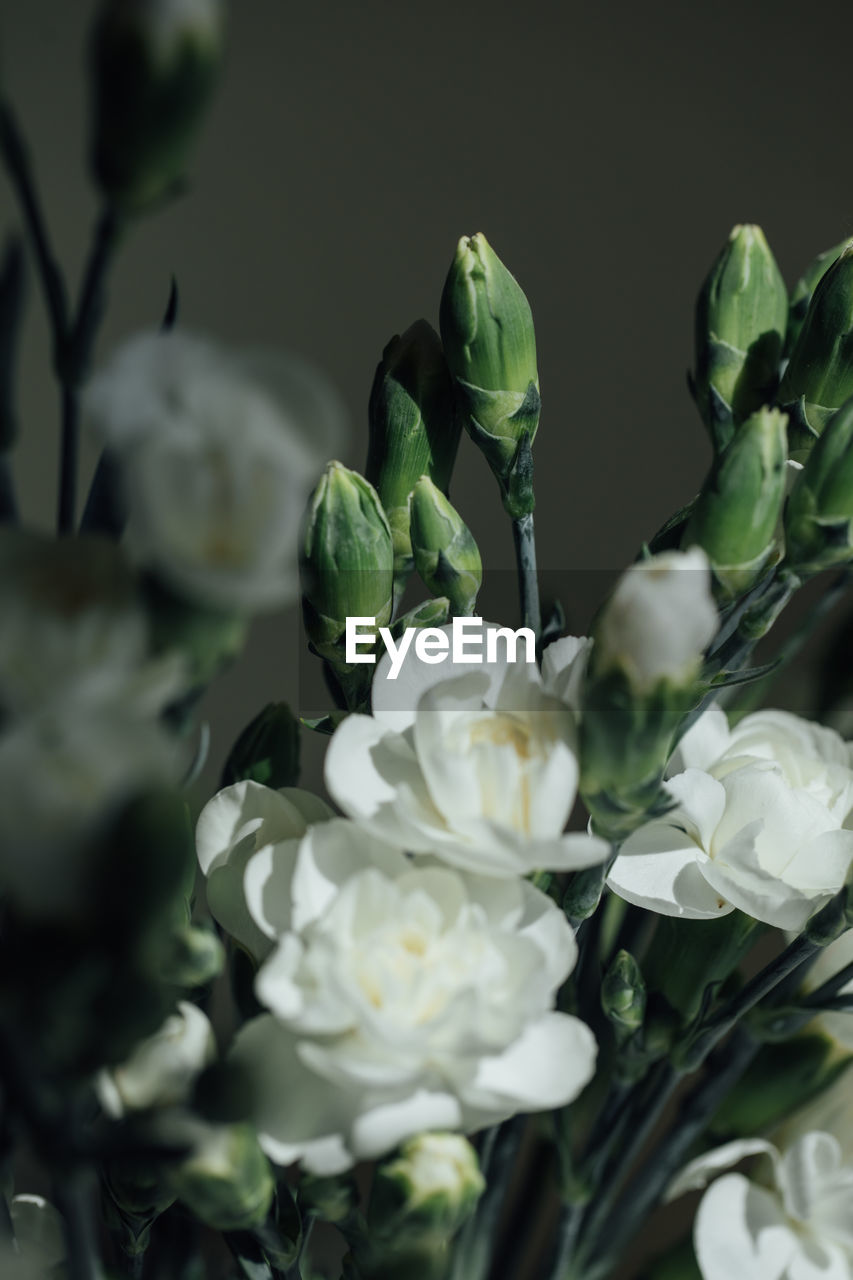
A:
<box><xmin>3</xmin><ymin>7</ymin><xmax>853</xmax><ymax>1279</ymax></box>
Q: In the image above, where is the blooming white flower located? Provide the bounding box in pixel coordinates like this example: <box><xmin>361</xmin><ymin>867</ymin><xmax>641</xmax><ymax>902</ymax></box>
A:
<box><xmin>0</xmin><ymin>1195</ymin><xmax>66</xmax><ymax>1280</ymax></box>
<box><xmin>86</xmin><ymin>331</ymin><xmax>345</xmax><ymax>612</ymax></box>
<box><xmin>196</xmin><ymin>780</ymin><xmax>334</xmax><ymax>959</ymax></box>
<box><xmin>608</xmin><ymin>705</ymin><xmax>853</xmax><ymax>930</ymax></box>
<box><xmin>669</xmin><ymin>1130</ymin><xmax>853</xmax><ymax>1280</ymax></box>
<box><xmin>230</xmin><ymin>819</ymin><xmax>597</xmax><ymax>1173</ymax></box>
<box><xmin>326</xmin><ymin>630</ymin><xmax>608</xmax><ymax>878</ymax></box>
<box><xmin>595</xmin><ymin>547</ymin><xmax>718</xmax><ymax>691</ymax></box>
<box><xmin>96</xmin><ymin>1001</ymin><xmax>216</xmax><ymax>1117</ymax></box>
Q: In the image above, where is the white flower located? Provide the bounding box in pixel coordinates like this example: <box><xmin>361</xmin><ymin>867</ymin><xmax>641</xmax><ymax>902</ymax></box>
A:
<box><xmin>196</xmin><ymin>780</ymin><xmax>334</xmax><ymax>960</ymax></box>
<box><xmin>96</xmin><ymin>1001</ymin><xmax>216</xmax><ymax>1117</ymax></box>
<box><xmin>595</xmin><ymin>548</ymin><xmax>718</xmax><ymax>691</ymax></box>
<box><xmin>0</xmin><ymin>1195</ymin><xmax>66</xmax><ymax>1280</ymax></box>
<box><xmin>669</xmin><ymin>1131</ymin><xmax>853</xmax><ymax>1280</ymax></box>
<box><xmin>608</xmin><ymin>705</ymin><xmax>853</xmax><ymax>930</ymax></box>
<box><xmin>86</xmin><ymin>331</ymin><xmax>346</xmax><ymax>612</ymax></box>
<box><xmin>230</xmin><ymin>819</ymin><xmax>597</xmax><ymax>1173</ymax></box>
<box><xmin>326</xmin><ymin>632</ymin><xmax>608</xmax><ymax>879</ymax></box>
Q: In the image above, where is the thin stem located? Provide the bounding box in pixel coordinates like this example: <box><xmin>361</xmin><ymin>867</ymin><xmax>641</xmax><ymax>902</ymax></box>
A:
<box><xmin>0</xmin><ymin>455</ymin><xmax>16</xmax><ymax>523</ymax></box>
<box><xmin>582</xmin><ymin>1030</ymin><xmax>759</xmax><ymax>1278</ymax></box>
<box><xmin>804</xmin><ymin>956</ymin><xmax>853</xmax><ymax>1006</ymax></box>
<box><xmin>58</xmin><ymin>206</ymin><xmax>123</xmax><ymax>533</ymax></box>
<box><xmin>448</xmin><ymin>1118</ymin><xmax>524</xmax><ymax>1280</ymax></box>
<box><xmin>0</xmin><ymin>99</ymin><xmax>68</xmax><ymax>348</ymax></box>
<box><xmin>512</xmin><ymin>512</ymin><xmax>541</xmax><ymax>640</ymax></box>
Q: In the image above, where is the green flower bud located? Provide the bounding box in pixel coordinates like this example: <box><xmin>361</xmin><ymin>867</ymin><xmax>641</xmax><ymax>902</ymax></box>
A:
<box><xmin>369</xmin><ymin>1133</ymin><xmax>484</xmax><ymax>1246</ymax></box>
<box><xmin>784</xmin><ymin>397</ymin><xmax>853</xmax><ymax>575</ymax></box>
<box><xmin>365</xmin><ymin>321</ymin><xmax>461</xmax><ymax>578</ymax></box>
<box><xmin>409</xmin><ymin>477</ymin><xmax>482</xmax><ymax>616</ymax></box>
<box><xmin>440</xmin><ymin>233</ymin><xmax>540</xmax><ymax>517</ymax></box>
<box><xmin>221</xmin><ymin>701</ymin><xmax>300</xmax><ymax>790</ymax></box>
<box><xmin>168</xmin><ymin>1122</ymin><xmax>275</xmax><ymax>1232</ymax></box>
<box><xmin>786</xmin><ymin>237</ymin><xmax>853</xmax><ymax>355</ymax></box>
<box><xmin>693</xmin><ymin>224</ymin><xmax>788</xmax><ymax>452</ymax></box>
<box><xmin>89</xmin><ymin>0</ymin><xmax>225</xmax><ymax>212</ymax></box>
<box><xmin>780</xmin><ymin>246</ymin><xmax>853</xmax><ymax>455</ymax></box>
<box><xmin>682</xmin><ymin>407</ymin><xmax>788</xmax><ymax>598</ymax></box>
<box><xmin>300</xmin><ymin>462</ymin><xmax>393</xmax><ymax>664</ymax></box>
<box><xmin>299</xmin><ymin>1173</ymin><xmax>359</xmax><ymax>1226</ymax></box>
<box><xmin>563</xmin><ymin>864</ymin><xmax>608</xmax><ymax>923</ymax></box>
<box><xmin>601</xmin><ymin>950</ymin><xmax>646</xmax><ymax>1041</ymax></box>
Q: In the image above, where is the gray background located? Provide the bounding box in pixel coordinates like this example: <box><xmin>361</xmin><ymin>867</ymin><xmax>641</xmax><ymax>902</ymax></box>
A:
<box><xmin>3</xmin><ymin>0</ymin><xmax>850</xmax><ymax>784</ymax></box>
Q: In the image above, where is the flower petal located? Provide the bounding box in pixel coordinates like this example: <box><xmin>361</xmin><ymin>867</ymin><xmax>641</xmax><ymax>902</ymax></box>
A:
<box><xmin>458</xmin><ymin>1012</ymin><xmax>597</xmax><ymax>1112</ymax></box>
<box><xmin>694</xmin><ymin>1174</ymin><xmax>796</xmax><ymax>1280</ymax></box>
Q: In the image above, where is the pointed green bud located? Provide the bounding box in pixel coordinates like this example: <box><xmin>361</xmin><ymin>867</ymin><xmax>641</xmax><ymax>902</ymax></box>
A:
<box><xmin>785</xmin><ymin>397</ymin><xmax>853</xmax><ymax>575</ymax></box>
<box><xmin>168</xmin><ymin>1123</ymin><xmax>275</xmax><ymax>1232</ymax></box>
<box><xmin>780</xmin><ymin>246</ymin><xmax>853</xmax><ymax>456</ymax></box>
<box><xmin>786</xmin><ymin>237</ymin><xmax>853</xmax><ymax>355</ymax></box>
<box><xmin>440</xmin><ymin>233</ymin><xmax>540</xmax><ymax>517</ymax></box>
<box><xmin>563</xmin><ymin>863</ymin><xmax>608</xmax><ymax>924</ymax></box>
<box><xmin>409</xmin><ymin>477</ymin><xmax>482</xmax><ymax>616</ymax></box>
<box><xmin>89</xmin><ymin>0</ymin><xmax>225</xmax><ymax>212</ymax></box>
<box><xmin>221</xmin><ymin>701</ymin><xmax>300</xmax><ymax>790</ymax></box>
<box><xmin>369</xmin><ymin>1133</ymin><xmax>484</xmax><ymax>1247</ymax></box>
<box><xmin>300</xmin><ymin>462</ymin><xmax>393</xmax><ymax>664</ymax></box>
<box><xmin>682</xmin><ymin>407</ymin><xmax>788</xmax><ymax>598</ymax></box>
<box><xmin>365</xmin><ymin>321</ymin><xmax>461</xmax><ymax>578</ymax></box>
<box><xmin>601</xmin><ymin>950</ymin><xmax>646</xmax><ymax>1042</ymax></box>
<box><xmin>693</xmin><ymin>224</ymin><xmax>787</xmax><ymax>451</ymax></box>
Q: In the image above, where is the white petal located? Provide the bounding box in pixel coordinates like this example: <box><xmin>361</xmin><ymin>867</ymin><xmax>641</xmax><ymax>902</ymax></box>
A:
<box><xmin>608</xmin><ymin>824</ymin><xmax>732</xmax><ymax>919</ymax></box>
<box><xmin>668</xmin><ymin>1138</ymin><xmax>779</xmax><ymax>1200</ymax></box>
<box><xmin>665</xmin><ymin>769</ymin><xmax>727</xmax><ymax>851</ymax></box>
<box><xmin>289</xmin><ymin>820</ymin><xmax>409</xmax><ymax>933</ymax></box>
<box><xmin>540</xmin><ymin>635</ymin><xmax>591</xmax><ymax>713</ymax></box>
<box><xmin>694</xmin><ymin>1174</ymin><xmax>796</xmax><ymax>1280</ymax></box>
<box><xmin>196</xmin><ymin>780</ymin><xmax>311</xmax><ymax>875</ymax></box>
<box><xmin>228</xmin><ymin>1015</ymin><xmax>358</xmax><ymax>1174</ymax></box>
<box><xmin>243</xmin><ymin>839</ymin><xmax>300</xmax><ymax>940</ymax></box>
<box><xmin>670</xmin><ymin>704</ymin><xmax>731</xmax><ymax>775</ymax></box>
<box><xmin>372</xmin><ymin>621</ymin><xmax>510</xmax><ymax>731</ymax></box>
<box><xmin>349</xmin><ymin>1090</ymin><xmax>463</xmax><ymax>1162</ymax></box>
<box><xmin>777</xmin><ymin>1132</ymin><xmax>845</xmax><ymax>1222</ymax></box>
<box><xmin>459</xmin><ymin>1012</ymin><xmax>597</xmax><ymax>1112</ymax></box>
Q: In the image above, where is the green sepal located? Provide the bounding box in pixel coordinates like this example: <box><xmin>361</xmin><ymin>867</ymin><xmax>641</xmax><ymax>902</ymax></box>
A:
<box><xmin>221</xmin><ymin>702</ymin><xmax>300</xmax><ymax>790</ymax></box>
<box><xmin>642</xmin><ymin>911</ymin><xmax>760</xmax><ymax>1024</ymax></box>
<box><xmin>709</xmin><ymin>1035</ymin><xmax>852</xmax><ymax>1138</ymax></box>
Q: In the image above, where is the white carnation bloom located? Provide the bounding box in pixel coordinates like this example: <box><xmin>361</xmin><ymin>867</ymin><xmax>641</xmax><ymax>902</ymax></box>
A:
<box><xmin>669</xmin><ymin>1131</ymin><xmax>853</xmax><ymax>1280</ymax></box>
<box><xmin>196</xmin><ymin>780</ymin><xmax>334</xmax><ymax>960</ymax></box>
<box><xmin>96</xmin><ymin>1001</ymin><xmax>216</xmax><ymax>1118</ymax></box>
<box><xmin>326</xmin><ymin>634</ymin><xmax>608</xmax><ymax>879</ymax></box>
<box><xmin>608</xmin><ymin>705</ymin><xmax>853</xmax><ymax>930</ymax></box>
<box><xmin>596</xmin><ymin>547</ymin><xmax>718</xmax><ymax>691</ymax></box>
<box><xmin>86</xmin><ymin>331</ymin><xmax>345</xmax><ymax>612</ymax></box>
<box><xmin>231</xmin><ymin>819</ymin><xmax>597</xmax><ymax>1173</ymax></box>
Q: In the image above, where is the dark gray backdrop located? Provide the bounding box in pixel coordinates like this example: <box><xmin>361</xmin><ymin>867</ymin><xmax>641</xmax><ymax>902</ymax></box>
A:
<box><xmin>3</xmin><ymin>0</ymin><xmax>850</xmax><ymax>786</ymax></box>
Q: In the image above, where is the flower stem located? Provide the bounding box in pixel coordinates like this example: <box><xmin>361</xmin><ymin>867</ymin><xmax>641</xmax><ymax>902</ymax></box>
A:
<box><xmin>448</xmin><ymin>1118</ymin><xmax>524</xmax><ymax>1280</ymax></box>
<box><xmin>57</xmin><ymin>205</ymin><xmax>123</xmax><ymax>533</ymax></box>
<box><xmin>54</xmin><ymin>1166</ymin><xmax>106</xmax><ymax>1280</ymax></box>
<box><xmin>512</xmin><ymin>512</ymin><xmax>541</xmax><ymax>641</ymax></box>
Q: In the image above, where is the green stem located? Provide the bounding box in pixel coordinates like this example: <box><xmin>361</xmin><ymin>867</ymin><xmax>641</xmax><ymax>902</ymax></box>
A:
<box><xmin>581</xmin><ymin>1030</ymin><xmax>758</xmax><ymax>1279</ymax></box>
<box><xmin>803</xmin><ymin>955</ymin><xmax>853</xmax><ymax>1006</ymax></box>
<box><xmin>58</xmin><ymin>205</ymin><xmax>123</xmax><ymax>533</ymax></box>
<box><xmin>0</xmin><ymin>454</ymin><xmax>16</xmax><ymax>523</ymax></box>
<box><xmin>448</xmin><ymin>1118</ymin><xmax>524</xmax><ymax>1280</ymax></box>
<box><xmin>0</xmin><ymin>98</ymin><xmax>68</xmax><ymax>349</ymax></box>
<box><xmin>54</xmin><ymin>1166</ymin><xmax>106</xmax><ymax>1280</ymax></box>
<box><xmin>512</xmin><ymin>512</ymin><xmax>541</xmax><ymax>640</ymax></box>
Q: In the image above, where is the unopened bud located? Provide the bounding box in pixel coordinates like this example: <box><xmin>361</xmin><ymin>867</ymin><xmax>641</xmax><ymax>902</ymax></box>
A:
<box><xmin>89</xmin><ymin>0</ymin><xmax>225</xmax><ymax>211</ymax></box>
<box><xmin>601</xmin><ymin>950</ymin><xmax>646</xmax><ymax>1040</ymax></box>
<box><xmin>693</xmin><ymin>224</ymin><xmax>787</xmax><ymax>451</ymax></box>
<box><xmin>787</xmin><ymin>237</ymin><xmax>853</xmax><ymax>355</ymax></box>
<box><xmin>168</xmin><ymin>1122</ymin><xmax>275</xmax><ymax>1231</ymax></box>
<box><xmin>409</xmin><ymin>477</ymin><xmax>482</xmax><ymax>616</ymax></box>
<box><xmin>785</xmin><ymin>397</ymin><xmax>853</xmax><ymax>575</ymax></box>
<box><xmin>369</xmin><ymin>1133</ymin><xmax>484</xmax><ymax>1244</ymax></box>
<box><xmin>440</xmin><ymin>233</ymin><xmax>540</xmax><ymax>516</ymax></box>
<box><xmin>96</xmin><ymin>1001</ymin><xmax>216</xmax><ymax>1118</ymax></box>
<box><xmin>300</xmin><ymin>462</ymin><xmax>393</xmax><ymax>664</ymax></box>
<box><xmin>780</xmin><ymin>246</ymin><xmax>853</xmax><ymax>455</ymax></box>
<box><xmin>683</xmin><ymin>407</ymin><xmax>787</xmax><ymax>597</ymax></box>
<box><xmin>365</xmin><ymin>321</ymin><xmax>461</xmax><ymax>578</ymax></box>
